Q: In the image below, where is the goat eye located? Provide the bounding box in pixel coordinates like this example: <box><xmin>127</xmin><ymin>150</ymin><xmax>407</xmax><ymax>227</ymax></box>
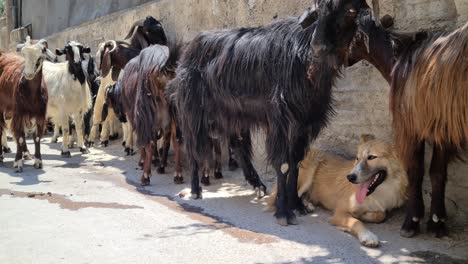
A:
<box><xmin>368</xmin><ymin>155</ymin><xmax>377</xmax><ymax>160</ymax></box>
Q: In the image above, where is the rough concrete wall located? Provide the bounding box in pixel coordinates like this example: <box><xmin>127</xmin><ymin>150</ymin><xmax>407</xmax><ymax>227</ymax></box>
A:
<box><xmin>20</xmin><ymin>0</ymin><xmax>154</xmax><ymax>38</ymax></box>
<box><xmin>40</xmin><ymin>0</ymin><xmax>468</xmax><ymax>231</ymax></box>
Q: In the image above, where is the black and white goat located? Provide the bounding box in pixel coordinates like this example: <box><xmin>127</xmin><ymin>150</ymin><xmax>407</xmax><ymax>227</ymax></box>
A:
<box><xmin>43</xmin><ymin>41</ymin><xmax>92</xmax><ymax>157</ymax></box>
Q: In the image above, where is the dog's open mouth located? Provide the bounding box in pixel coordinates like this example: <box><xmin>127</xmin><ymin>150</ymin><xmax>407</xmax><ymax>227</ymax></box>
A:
<box><xmin>356</xmin><ymin>170</ymin><xmax>387</xmax><ymax>204</ymax></box>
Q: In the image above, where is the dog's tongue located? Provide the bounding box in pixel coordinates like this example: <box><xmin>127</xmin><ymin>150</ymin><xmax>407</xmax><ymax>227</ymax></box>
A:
<box><xmin>356</xmin><ymin>179</ymin><xmax>372</xmax><ymax>204</ymax></box>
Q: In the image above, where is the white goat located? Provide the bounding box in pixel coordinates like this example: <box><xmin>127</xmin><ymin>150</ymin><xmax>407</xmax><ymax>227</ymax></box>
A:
<box><xmin>43</xmin><ymin>41</ymin><xmax>92</xmax><ymax>157</ymax></box>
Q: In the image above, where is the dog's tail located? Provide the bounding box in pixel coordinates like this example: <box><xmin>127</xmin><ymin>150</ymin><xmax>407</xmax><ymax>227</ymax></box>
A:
<box><xmin>264</xmin><ymin>149</ymin><xmax>323</xmax><ymax>212</ymax></box>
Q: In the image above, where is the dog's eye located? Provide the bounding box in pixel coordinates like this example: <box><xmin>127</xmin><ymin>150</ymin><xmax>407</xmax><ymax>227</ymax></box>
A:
<box><xmin>368</xmin><ymin>155</ymin><xmax>377</xmax><ymax>160</ymax></box>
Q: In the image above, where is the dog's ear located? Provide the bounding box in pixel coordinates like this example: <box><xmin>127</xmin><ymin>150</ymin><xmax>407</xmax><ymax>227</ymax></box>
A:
<box><xmin>360</xmin><ymin>134</ymin><xmax>376</xmax><ymax>144</ymax></box>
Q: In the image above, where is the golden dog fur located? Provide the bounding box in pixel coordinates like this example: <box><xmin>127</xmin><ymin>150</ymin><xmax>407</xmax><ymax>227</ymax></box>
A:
<box><xmin>267</xmin><ymin>135</ymin><xmax>407</xmax><ymax>247</ymax></box>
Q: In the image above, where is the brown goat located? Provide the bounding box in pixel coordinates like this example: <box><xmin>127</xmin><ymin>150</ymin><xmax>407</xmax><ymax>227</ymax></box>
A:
<box><xmin>0</xmin><ymin>38</ymin><xmax>49</xmax><ymax>171</ymax></box>
<box><xmin>105</xmin><ymin>43</ymin><xmax>181</xmax><ymax>185</ymax></box>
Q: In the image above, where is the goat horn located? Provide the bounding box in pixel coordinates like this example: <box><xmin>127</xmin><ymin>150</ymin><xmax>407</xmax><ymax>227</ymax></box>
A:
<box><xmin>106</xmin><ymin>40</ymin><xmax>118</xmax><ymax>53</ymax></box>
<box><xmin>365</xmin><ymin>0</ymin><xmax>381</xmax><ymax>26</ymax></box>
<box><xmin>38</xmin><ymin>39</ymin><xmax>48</xmax><ymax>48</ymax></box>
<box><xmin>124</xmin><ymin>18</ymin><xmax>145</xmax><ymax>40</ymax></box>
<box><xmin>115</xmin><ymin>40</ymin><xmax>131</xmax><ymax>46</ymax></box>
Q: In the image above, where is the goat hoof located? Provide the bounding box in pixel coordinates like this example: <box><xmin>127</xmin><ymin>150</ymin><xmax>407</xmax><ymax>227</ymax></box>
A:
<box><xmin>122</xmin><ymin>141</ymin><xmax>126</xmax><ymax>147</ymax></box>
<box><xmin>287</xmin><ymin>214</ymin><xmax>299</xmax><ymax>225</ymax></box>
<box><xmin>14</xmin><ymin>160</ymin><xmax>24</xmax><ymax>173</ymax></box>
<box><xmin>201</xmin><ymin>176</ymin><xmax>210</xmax><ymax>186</ymax></box>
<box><xmin>34</xmin><ymin>159</ymin><xmax>43</xmax><ymax>169</ymax></box>
<box><xmin>255</xmin><ymin>184</ymin><xmax>267</xmax><ymax>199</ymax></box>
<box><xmin>80</xmin><ymin>147</ymin><xmax>90</xmax><ymax>154</ymax></box>
<box><xmin>173</xmin><ymin>175</ymin><xmax>184</xmax><ymax>184</ymax></box>
<box><xmin>0</xmin><ymin>156</ymin><xmax>4</xmax><ymax>165</ymax></box>
<box><xmin>61</xmin><ymin>151</ymin><xmax>71</xmax><ymax>158</ymax></box>
<box><xmin>295</xmin><ymin>202</ymin><xmax>309</xmax><ymax>216</ymax></box>
<box><xmin>51</xmin><ymin>138</ymin><xmax>58</xmax><ymax>143</ymax></box>
<box><xmin>276</xmin><ymin>217</ymin><xmax>288</xmax><ymax>226</ymax></box>
<box><xmin>228</xmin><ymin>159</ymin><xmax>239</xmax><ymax>171</ymax></box>
<box><xmin>86</xmin><ymin>141</ymin><xmax>94</xmax><ymax>148</ymax></box>
<box><xmin>3</xmin><ymin>147</ymin><xmax>12</xmax><ymax>153</ymax></box>
<box><xmin>140</xmin><ymin>175</ymin><xmax>151</xmax><ymax>186</ymax></box>
<box><xmin>157</xmin><ymin>166</ymin><xmax>165</xmax><ymax>174</ymax></box>
<box><xmin>427</xmin><ymin>218</ymin><xmax>448</xmax><ymax>238</ymax></box>
<box><xmin>130</xmin><ymin>149</ymin><xmax>136</xmax><ymax>156</ymax></box>
<box><xmin>191</xmin><ymin>187</ymin><xmax>203</xmax><ymax>199</ymax></box>
<box><xmin>214</xmin><ymin>171</ymin><xmax>223</xmax><ymax>179</ymax></box>
<box><xmin>101</xmin><ymin>140</ymin><xmax>109</xmax><ymax>147</ymax></box>
<box><xmin>400</xmin><ymin>216</ymin><xmax>420</xmax><ymax>238</ymax></box>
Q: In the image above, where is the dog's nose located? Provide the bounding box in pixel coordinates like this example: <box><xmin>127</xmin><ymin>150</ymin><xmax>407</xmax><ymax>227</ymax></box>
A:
<box><xmin>347</xmin><ymin>174</ymin><xmax>357</xmax><ymax>183</ymax></box>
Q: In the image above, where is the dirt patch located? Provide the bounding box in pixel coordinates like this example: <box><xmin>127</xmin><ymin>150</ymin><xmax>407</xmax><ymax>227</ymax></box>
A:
<box><xmin>0</xmin><ymin>189</ymin><xmax>143</xmax><ymax>210</ymax></box>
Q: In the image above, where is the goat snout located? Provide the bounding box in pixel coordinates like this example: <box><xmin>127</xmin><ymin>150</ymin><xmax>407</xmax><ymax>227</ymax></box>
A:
<box><xmin>347</xmin><ymin>173</ymin><xmax>357</xmax><ymax>183</ymax></box>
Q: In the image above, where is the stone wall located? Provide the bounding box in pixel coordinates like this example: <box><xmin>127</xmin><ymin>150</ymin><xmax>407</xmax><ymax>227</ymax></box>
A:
<box><xmin>4</xmin><ymin>0</ymin><xmax>468</xmax><ymax>230</ymax></box>
<box><xmin>0</xmin><ymin>16</ymin><xmax>7</xmax><ymax>50</ymax></box>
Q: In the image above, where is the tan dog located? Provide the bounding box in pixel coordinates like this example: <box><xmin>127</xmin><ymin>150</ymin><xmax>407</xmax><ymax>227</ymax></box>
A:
<box><xmin>266</xmin><ymin>135</ymin><xmax>407</xmax><ymax>247</ymax></box>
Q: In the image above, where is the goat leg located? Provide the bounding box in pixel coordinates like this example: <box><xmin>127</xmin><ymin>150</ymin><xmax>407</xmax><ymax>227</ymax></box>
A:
<box><xmin>157</xmin><ymin>129</ymin><xmax>171</xmax><ymax>174</ymax></box>
<box><xmin>140</xmin><ymin>143</ymin><xmax>152</xmax><ymax>186</ymax></box>
<box><xmin>400</xmin><ymin>141</ymin><xmax>425</xmax><ymax>238</ymax></box>
<box><xmin>171</xmin><ymin>122</ymin><xmax>183</xmax><ymax>184</ymax></box>
<box><xmin>213</xmin><ymin>139</ymin><xmax>223</xmax><ymax>179</ymax></box>
<box><xmin>427</xmin><ymin>145</ymin><xmax>450</xmax><ymax>238</ymax></box>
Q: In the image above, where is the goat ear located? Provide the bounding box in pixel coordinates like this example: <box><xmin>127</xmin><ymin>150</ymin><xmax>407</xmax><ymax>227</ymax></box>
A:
<box><xmin>360</xmin><ymin>134</ymin><xmax>376</xmax><ymax>144</ymax></box>
<box><xmin>45</xmin><ymin>48</ymin><xmax>57</xmax><ymax>62</ymax></box>
<box><xmin>100</xmin><ymin>48</ymin><xmax>112</xmax><ymax>77</ymax></box>
<box><xmin>56</xmin><ymin>49</ymin><xmax>65</xmax><ymax>56</ymax></box>
<box><xmin>299</xmin><ymin>3</ymin><xmax>318</xmax><ymax>29</ymax></box>
<box><xmin>82</xmin><ymin>46</ymin><xmax>91</xmax><ymax>54</ymax></box>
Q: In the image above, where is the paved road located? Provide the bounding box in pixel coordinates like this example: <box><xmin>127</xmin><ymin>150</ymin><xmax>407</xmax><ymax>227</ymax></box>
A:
<box><xmin>1</xmin><ymin>137</ymin><xmax>467</xmax><ymax>264</ymax></box>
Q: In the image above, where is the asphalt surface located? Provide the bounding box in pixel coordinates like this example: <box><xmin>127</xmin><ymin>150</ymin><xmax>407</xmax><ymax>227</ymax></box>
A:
<box><xmin>1</xmin><ymin>136</ymin><xmax>467</xmax><ymax>264</ymax></box>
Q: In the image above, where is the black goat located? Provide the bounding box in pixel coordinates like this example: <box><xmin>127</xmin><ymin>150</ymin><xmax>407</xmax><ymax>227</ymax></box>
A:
<box><xmin>167</xmin><ymin>10</ymin><xmax>341</xmax><ymax>225</ymax></box>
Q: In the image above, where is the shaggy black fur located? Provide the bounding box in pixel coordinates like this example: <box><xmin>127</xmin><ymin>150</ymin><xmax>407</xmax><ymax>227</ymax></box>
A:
<box><xmin>167</xmin><ymin>17</ymin><xmax>340</xmax><ymax>225</ymax></box>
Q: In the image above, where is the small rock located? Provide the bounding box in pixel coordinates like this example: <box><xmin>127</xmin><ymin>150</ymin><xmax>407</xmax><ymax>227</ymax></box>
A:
<box><xmin>47</xmin><ymin>192</ymin><xmax>52</xmax><ymax>196</ymax></box>
<box><xmin>27</xmin><ymin>193</ymin><xmax>35</xmax><ymax>198</ymax></box>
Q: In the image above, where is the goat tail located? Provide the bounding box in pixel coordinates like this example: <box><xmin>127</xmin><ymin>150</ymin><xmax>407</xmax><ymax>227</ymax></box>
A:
<box><xmin>134</xmin><ymin>69</ymin><xmax>157</xmax><ymax>147</ymax></box>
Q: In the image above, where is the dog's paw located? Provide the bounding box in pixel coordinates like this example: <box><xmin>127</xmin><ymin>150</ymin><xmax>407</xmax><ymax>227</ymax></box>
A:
<box><xmin>303</xmin><ymin>201</ymin><xmax>315</xmax><ymax>213</ymax></box>
<box><xmin>178</xmin><ymin>187</ymin><xmax>202</xmax><ymax>200</ymax></box>
<box><xmin>358</xmin><ymin>230</ymin><xmax>379</xmax><ymax>248</ymax></box>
